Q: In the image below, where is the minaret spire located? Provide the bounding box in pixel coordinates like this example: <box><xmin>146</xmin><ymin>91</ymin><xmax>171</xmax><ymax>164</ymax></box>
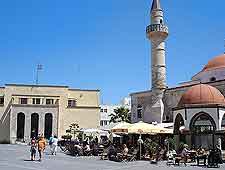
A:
<box><xmin>151</xmin><ymin>0</ymin><xmax>161</xmax><ymax>11</ymax></box>
<box><xmin>145</xmin><ymin>0</ymin><xmax>169</xmax><ymax>123</ymax></box>
<box><xmin>147</xmin><ymin>0</ymin><xmax>168</xmax><ymax>90</ymax></box>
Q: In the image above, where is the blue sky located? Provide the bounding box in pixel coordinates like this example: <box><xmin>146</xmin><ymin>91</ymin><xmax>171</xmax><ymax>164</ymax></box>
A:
<box><xmin>0</xmin><ymin>0</ymin><xmax>224</xmax><ymax>104</ymax></box>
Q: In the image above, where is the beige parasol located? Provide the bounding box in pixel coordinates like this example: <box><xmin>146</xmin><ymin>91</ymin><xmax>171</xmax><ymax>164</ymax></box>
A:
<box><xmin>128</xmin><ymin>121</ymin><xmax>173</xmax><ymax>134</ymax></box>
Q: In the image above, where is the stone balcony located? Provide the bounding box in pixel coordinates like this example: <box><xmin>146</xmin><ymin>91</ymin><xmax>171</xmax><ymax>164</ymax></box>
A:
<box><xmin>146</xmin><ymin>24</ymin><xmax>168</xmax><ymax>35</ymax></box>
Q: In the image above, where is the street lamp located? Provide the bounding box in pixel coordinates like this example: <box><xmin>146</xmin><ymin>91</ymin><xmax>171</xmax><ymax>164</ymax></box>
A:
<box><xmin>137</xmin><ymin>130</ymin><xmax>144</xmax><ymax>160</ymax></box>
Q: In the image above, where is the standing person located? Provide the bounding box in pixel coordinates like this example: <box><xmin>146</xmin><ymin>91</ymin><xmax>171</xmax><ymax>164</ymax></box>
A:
<box><xmin>51</xmin><ymin>135</ymin><xmax>58</xmax><ymax>155</ymax></box>
<box><xmin>30</xmin><ymin>137</ymin><xmax>37</xmax><ymax>161</ymax></box>
<box><xmin>94</xmin><ymin>136</ymin><xmax>98</xmax><ymax>144</ymax></box>
<box><xmin>37</xmin><ymin>135</ymin><xmax>46</xmax><ymax>162</ymax></box>
<box><xmin>49</xmin><ymin>135</ymin><xmax>54</xmax><ymax>154</ymax></box>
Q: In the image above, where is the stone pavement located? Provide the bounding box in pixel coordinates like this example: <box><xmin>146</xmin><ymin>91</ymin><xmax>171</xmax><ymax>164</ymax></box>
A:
<box><xmin>0</xmin><ymin>144</ymin><xmax>224</xmax><ymax>170</ymax></box>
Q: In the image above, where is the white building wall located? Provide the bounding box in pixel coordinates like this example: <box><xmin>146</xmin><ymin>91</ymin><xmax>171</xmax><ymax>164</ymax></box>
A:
<box><xmin>174</xmin><ymin>107</ymin><xmax>220</xmax><ymax>131</ymax></box>
<box><xmin>219</xmin><ymin>108</ymin><xmax>225</xmax><ymax>130</ymax></box>
<box><xmin>100</xmin><ymin>97</ymin><xmax>131</xmax><ymax>128</ymax></box>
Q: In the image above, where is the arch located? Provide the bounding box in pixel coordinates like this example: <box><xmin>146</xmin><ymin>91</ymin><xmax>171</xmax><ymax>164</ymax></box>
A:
<box><xmin>31</xmin><ymin>113</ymin><xmax>39</xmax><ymax>139</ymax></box>
<box><xmin>190</xmin><ymin>112</ymin><xmax>216</xmax><ymax>149</ymax></box>
<box><xmin>44</xmin><ymin>113</ymin><xmax>53</xmax><ymax>139</ymax></box>
<box><xmin>17</xmin><ymin>112</ymin><xmax>25</xmax><ymax>140</ymax></box>
<box><xmin>174</xmin><ymin>113</ymin><xmax>184</xmax><ymax>135</ymax></box>
<box><xmin>190</xmin><ymin>112</ymin><xmax>216</xmax><ymax>132</ymax></box>
<box><xmin>221</xmin><ymin>114</ymin><xmax>225</xmax><ymax>150</ymax></box>
<box><xmin>221</xmin><ymin>114</ymin><xmax>225</xmax><ymax>128</ymax></box>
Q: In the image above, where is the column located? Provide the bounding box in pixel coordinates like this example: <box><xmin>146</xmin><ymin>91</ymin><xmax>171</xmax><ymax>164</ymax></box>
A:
<box><xmin>24</xmin><ymin>112</ymin><xmax>31</xmax><ymax>143</ymax></box>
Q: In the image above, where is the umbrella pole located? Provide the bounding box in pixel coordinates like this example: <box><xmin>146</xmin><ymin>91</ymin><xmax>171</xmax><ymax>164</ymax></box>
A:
<box><xmin>140</xmin><ymin>134</ymin><xmax>141</xmax><ymax>160</ymax></box>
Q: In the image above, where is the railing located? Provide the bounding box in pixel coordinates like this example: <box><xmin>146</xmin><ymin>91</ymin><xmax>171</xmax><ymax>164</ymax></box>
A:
<box><xmin>146</xmin><ymin>24</ymin><xmax>168</xmax><ymax>34</ymax></box>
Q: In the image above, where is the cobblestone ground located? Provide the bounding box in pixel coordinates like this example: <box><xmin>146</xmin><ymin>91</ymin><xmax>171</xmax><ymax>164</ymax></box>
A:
<box><xmin>0</xmin><ymin>144</ymin><xmax>224</xmax><ymax>170</ymax></box>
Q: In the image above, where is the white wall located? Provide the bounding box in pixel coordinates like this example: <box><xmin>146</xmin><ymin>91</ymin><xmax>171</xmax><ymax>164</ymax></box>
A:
<box><xmin>174</xmin><ymin>107</ymin><xmax>221</xmax><ymax>131</ymax></box>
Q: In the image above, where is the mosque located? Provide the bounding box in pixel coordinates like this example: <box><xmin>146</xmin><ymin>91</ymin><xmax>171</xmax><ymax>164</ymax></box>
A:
<box><xmin>130</xmin><ymin>0</ymin><xmax>225</xmax><ymax>149</ymax></box>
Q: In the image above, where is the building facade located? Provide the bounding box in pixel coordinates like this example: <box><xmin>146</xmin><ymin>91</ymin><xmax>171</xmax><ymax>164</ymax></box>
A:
<box><xmin>0</xmin><ymin>84</ymin><xmax>100</xmax><ymax>143</ymax></box>
<box><xmin>130</xmin><ymin>0</ymin><xmax>225</xmax><ymax>149</ymax></box>
<box><xmin>100</xmin><ymin>97</ymin><xmax>131</xmax><ymax>129</ymax></box>
<box><xmin>131</xmin><ymin>0</ymin><xmax>225</xmax><ymax>126</ymax></box>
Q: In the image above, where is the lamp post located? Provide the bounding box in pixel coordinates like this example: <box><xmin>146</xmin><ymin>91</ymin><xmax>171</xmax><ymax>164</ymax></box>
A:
<box><xmin>137</xmin><ymin>130</ymin><xmax>144</xmax><ymax>160</ymax></box>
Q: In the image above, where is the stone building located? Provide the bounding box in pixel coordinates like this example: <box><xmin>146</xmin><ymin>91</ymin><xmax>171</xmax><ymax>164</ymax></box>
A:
<box><xmin>0</xmin><ymin>84</ymin><xmax>100</xmax><ymax>143</ymax></box>
<box><xmin>130</xmin><ymin>0</ymin><xmax>225</xmax><ymax>148</ymax></box>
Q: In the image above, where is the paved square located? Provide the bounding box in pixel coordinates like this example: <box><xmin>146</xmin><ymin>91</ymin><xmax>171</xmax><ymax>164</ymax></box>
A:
<box><xmin>0</xmin><ymin>144</ymin><xmax>224</xmax><ymax>170</ymax></box>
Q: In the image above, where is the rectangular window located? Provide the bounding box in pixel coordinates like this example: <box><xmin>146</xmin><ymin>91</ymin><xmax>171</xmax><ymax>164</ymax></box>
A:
<box><xmin>104</xmin><ymin>120</ymin><xmax>108</xmax><ymax>126</ymax></box>
<box><xmin>20</xmin><ymin>98</ymin><xmax>28</xmax><ymax>104</ymax></box>
<box><xmin>100</xmin><ymin>109</ymin><xmax>104</xmax><ymax>112</ymax></box>
<box><xmin>68</xmin><ymin>99</ymin><xmax>76</xmax><ymax>108</ymax></box>
<box><xmin>100</xmin><ymin>121</ymin><xmax>104</xmax><ymax>126</ymax></box>
<box><xmin>46</xmin><ymin>99</ymin><xmax>54</xmax><ymax>105</ymax></box>
<box><xmin>32</xmin><ymin>98</ymin><xmax>41</xmax><ymax>105</ymax></box>
<box><xmin>104</xmin><ymin>109</ymin><xmax>107</xmax><ymax>113</ymax></box>
<box><xmin>137</xmin><ymin>105</ymin><xmax>142</xmax><ymax>119</ymax></box>
<box><xmin>0</xmin><ymin>97</ymin><xmax>4</xmax><ymax>105</ymax></box>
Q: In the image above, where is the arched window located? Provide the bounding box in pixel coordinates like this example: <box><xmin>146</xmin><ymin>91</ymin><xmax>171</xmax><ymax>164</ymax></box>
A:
<box><xmin>174</xmin><ymin>113</ymin><xmax>184</xmax><ymax>135</ymax></box>
<box><xmin>31</xmin><ymin>113</ymin><xmax>39</xmax><ymax>139</ymax></box>
<box><xmin>17</xmin><ymin>112</ymin><xmax>25</xmax><ymax>140</ymax></box>
<box><xmin>190</xmin><ymin>112</ymin><xmax>216</xmax><ymax>148</ymax></box>
<box><xmin>221</xmin><ymin>114</ymin><xmax>225</xmax><ymax>128</ymax></box>
<box><xmin>44</xmin><ymin>113</ymin><xmax>53</xmax><ymax>139</ymax></box>
<box><xmin>190</xmin><ymin>112</ymin><xmax>216</xmax><ymax>134</ymax></box>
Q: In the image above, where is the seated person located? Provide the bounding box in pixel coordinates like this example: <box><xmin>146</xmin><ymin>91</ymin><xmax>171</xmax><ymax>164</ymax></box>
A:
<box><xmin>215</xmin><ymin>145</ymin><xmax>223</xmax><ymax>164</ymax></box>
<box><xmin>83</xmin><ymin>144</ymin><xmax>91</xmax><ymax>155</ymax></box>
<box><xmin>107</xmin><ymin>144</ymin><xmax>118</xmax><ymax>161</ymax></box>
<box><xmin>158</xmin><ymin>146</ymin><xmax>167</xmax><ymax>160</ymax></box>
<box><xmin>74</xmin><ymin>144</ymin><xmax>83</xmax><ymax>156</ymax></box>
<box><xmin>117</xmin><ymin>144</ymin><xmax>129</xmax><ymax>161</ymax></box>
<box><xmin>181</xmin><ymin>144</ymin><xmax>189</xmax><ymax>165</ymax></box>
<box><xmin>122</xmin><ymin>144</ymin><xmax>129</xmax><ymax>156</ymax></box>
<box><xmin>197</xmin><ymin>146</ymin><xmax>206</xmax><ymax>156</ymax></box>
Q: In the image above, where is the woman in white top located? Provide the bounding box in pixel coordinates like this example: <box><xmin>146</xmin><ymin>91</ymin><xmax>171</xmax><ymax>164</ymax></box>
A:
<box><xmin>51</xmin><ymin>135</ymin><xmax>58</xmax><ymax>155</ymax></box>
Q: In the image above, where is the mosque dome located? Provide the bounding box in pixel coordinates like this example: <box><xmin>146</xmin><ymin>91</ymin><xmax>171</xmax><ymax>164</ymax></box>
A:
<box><xmin>178</xmin><ymin>84</ymin><xmax>225</xmax><ymax>107</ymax></box>
<box><xmin>202</xmin><ymin>54</ymin><xmax>225</xmax><ymax>72</ymax></box>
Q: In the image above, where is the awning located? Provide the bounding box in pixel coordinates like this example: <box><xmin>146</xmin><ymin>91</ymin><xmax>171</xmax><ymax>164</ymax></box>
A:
<box><xmin>111</xmin><ymin>122</ymin><xmax>132</xmax><ymax>134</ymax></box>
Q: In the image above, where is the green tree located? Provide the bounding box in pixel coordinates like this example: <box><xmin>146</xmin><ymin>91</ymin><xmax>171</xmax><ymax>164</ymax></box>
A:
<box><xmin>109</xmin><ymin>107</ymin><xmax>131</xmax><ymax>123</ymax></box>
<box><xmin>66</xmin><ymin>123</ymin><xmax>80</xmax><ymax>139</ymax></box>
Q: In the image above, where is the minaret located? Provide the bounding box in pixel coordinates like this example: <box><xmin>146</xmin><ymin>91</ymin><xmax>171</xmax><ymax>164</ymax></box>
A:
<box><xmin>146</xmin><ymin>0</ymin><xmax>168</xmax><ymax>90</ymax></box>
<box><xmin>144</xmin><ymin>0</ymin><xmax>169</xmax><ymax>123</ymax></box>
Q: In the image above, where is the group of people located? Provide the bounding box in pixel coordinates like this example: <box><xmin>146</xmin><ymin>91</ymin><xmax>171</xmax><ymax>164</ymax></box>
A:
<box><xmin>69</xmin><ymin>136</ymin><xmax>99</xmax><ymax>156</ymax></box>
<box><xmin>170</xmin><ymin>144</ymin><xmax>223</xmax><ymax>166</ymax></box>
<box><xmin>107</xmin><ymin>143</ymin><xmax>131</xmax><ymax>162</ymax></box>
<box><xmin>30</xmin><ymin>134</ymin><xmax>58</xmax><ymax>161</ymax></box>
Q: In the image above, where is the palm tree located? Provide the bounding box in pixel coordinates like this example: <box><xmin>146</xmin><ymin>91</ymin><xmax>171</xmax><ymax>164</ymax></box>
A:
<box><xmin>109</xmin><ymin>107</ymin><xmax>131</xmax><ymax>123</ymax></box>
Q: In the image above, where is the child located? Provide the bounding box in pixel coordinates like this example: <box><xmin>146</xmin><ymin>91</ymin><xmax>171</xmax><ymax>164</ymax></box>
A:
<box><xmin>30</xmin><ymin>137</ymin><xmax>37</xmax><ymax>161</ymax></box>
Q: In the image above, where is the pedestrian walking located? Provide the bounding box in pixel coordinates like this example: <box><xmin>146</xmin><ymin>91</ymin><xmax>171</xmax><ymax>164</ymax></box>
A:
<box><xmin>51</xmin><ymin>135</ymin><xmax>58</xmax><ymax>155</ymax></box>
<box><xmin>30</xmin><ymin>137</ymin><xmax>37</xmax><ymax>161</ymax></box>
<box><xmin>37</xmin><ymin>135</ymin><xmax>46</xmax><ymax>161</ymax></box>
<box><xmin>49</xmin><ymin>135</ymin><xmax>54</xmax><ymax>153</ymax></box>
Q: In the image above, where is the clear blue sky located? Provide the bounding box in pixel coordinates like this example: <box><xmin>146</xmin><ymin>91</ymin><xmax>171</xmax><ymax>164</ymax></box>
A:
<box><xmin>0</xmin><ymin>0</ymin><xmax>224</xmax><ymax>104</ymax></box>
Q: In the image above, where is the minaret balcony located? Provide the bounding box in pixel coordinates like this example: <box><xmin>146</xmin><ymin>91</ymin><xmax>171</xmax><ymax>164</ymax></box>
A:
<box><xmin>146</xmin><ymin>24</ymin><xmax>168</xmax><ymax>36</ymax></box>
